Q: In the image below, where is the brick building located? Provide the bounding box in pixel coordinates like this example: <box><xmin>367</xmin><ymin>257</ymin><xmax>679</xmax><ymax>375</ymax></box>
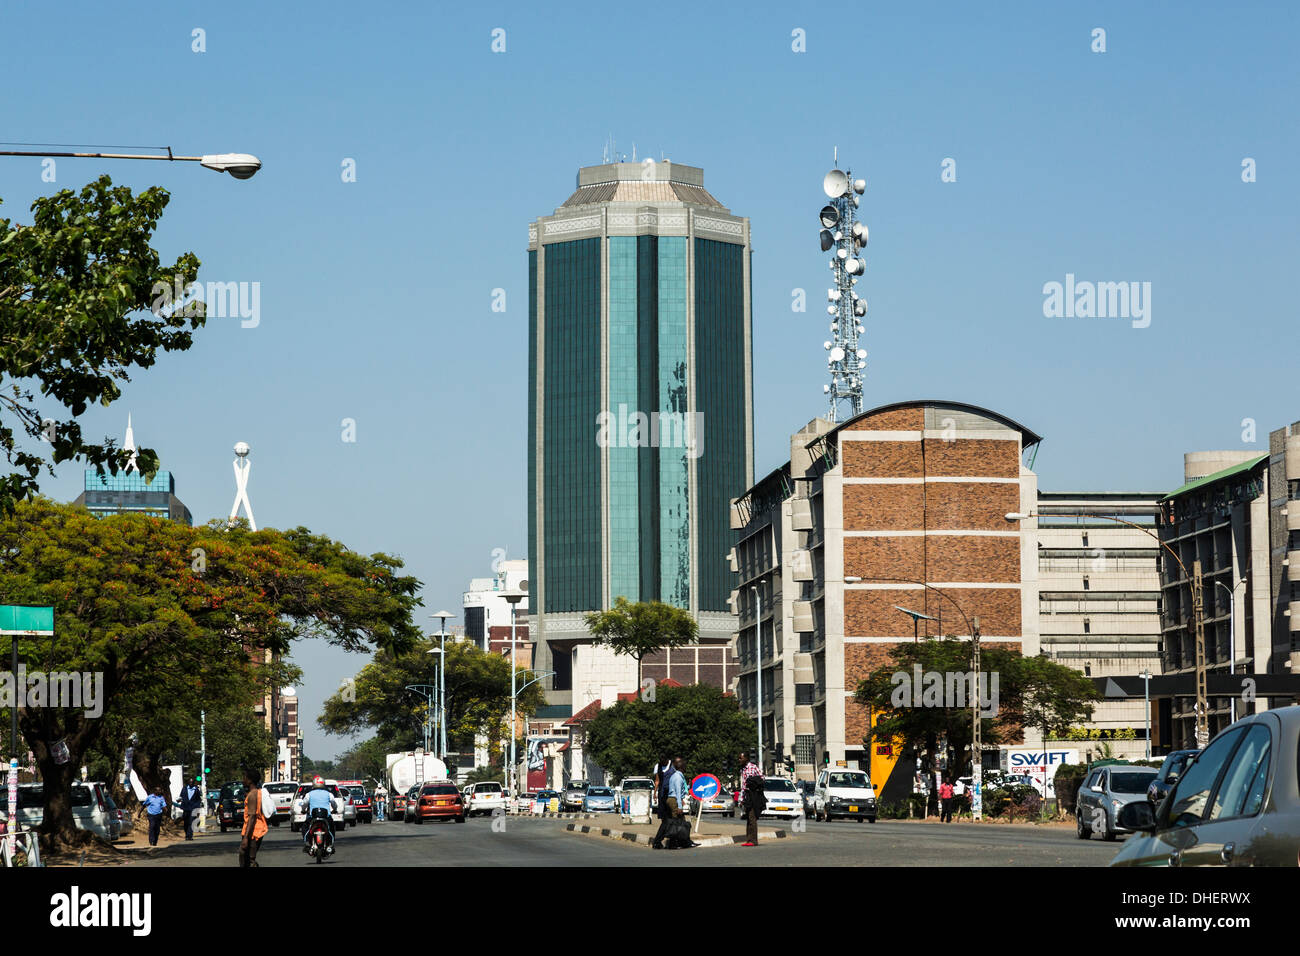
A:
<box><xmin>729</xmin><ymin>400</ymin><xmax>1042</xmax><ymax>787</ymax></box>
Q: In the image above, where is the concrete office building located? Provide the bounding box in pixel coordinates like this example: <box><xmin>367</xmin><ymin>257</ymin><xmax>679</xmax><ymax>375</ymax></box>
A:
<box><xmin>1155</xmin><ymin>422</ymin><xmax>1300</xmax><ymax>749</ymax></box>
<box><xmin>729</xmin><ymin>400</ymin><xmax>1042</xmax><ymax>784</ymax></box>
<box><xmin>463</xmin><ymin>559</ymin><xmax>530</xmax><ymax>652</ymax></box>
<box><xmin>1033</xmin><ymin>492</ymin><xmax>1163</xmax><ymax>759</ymax></box>
<box><xmin>527</xmin><ymin>160</ymin><xmax>751</xmax><ymax>710</ymax></box>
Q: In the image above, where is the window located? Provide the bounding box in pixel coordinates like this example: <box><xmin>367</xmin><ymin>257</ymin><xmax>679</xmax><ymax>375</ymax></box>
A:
<box><xmin>1083</xmin><ymin>617</ymin><xmax>1091</xmax><ymax>634</ymax></box>
<box><xmin>795</xmin><ymin>683</ymin><xmax>815</xmax><ymax>705</ymax></box>
<box><xmin>1208</xmin><ymin>725</ymin><xmax>1271</xmax><ymax>820</ymax></box>
<box><xmin>794</xmin><ymin>735</ymin><xmax>816</xmax><ymax>765</ymax></box>
<box><xmin>1167</xmin><ymin>727</ymin><xmax>1246</xmax><ymax>828</ymax></box>
<box><xmin>1082</xmin><ymin>575</ymin><xmax>1090</xmax><ymax>591</ymax></box>
<box><xmin>1081</xmin><ymin>533</ymin><xmax>1089</xmax><ymax>547</ymax></box>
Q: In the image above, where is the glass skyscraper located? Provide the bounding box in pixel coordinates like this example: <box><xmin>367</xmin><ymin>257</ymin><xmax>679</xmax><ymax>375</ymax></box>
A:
<box><xmin>72</xmin><ymin>417</ymin><xmax>193</xmax><ymax>524</ymax></box>
<box><xmin>528</xmin><ymin>161</ymin><xmax>753</xmax><ymax>698</ymax></box>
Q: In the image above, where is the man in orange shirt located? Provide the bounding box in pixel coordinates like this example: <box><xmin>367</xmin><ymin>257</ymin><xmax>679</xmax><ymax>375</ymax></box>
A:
<box><xmin>240</xmin><ymin>768</ymin><xmax>269</xmax><ymax>867</ymax></box>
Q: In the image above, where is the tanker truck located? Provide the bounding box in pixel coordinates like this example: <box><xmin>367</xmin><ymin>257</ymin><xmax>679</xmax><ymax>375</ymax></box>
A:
<box><xmin>386</xmin><ymin>751</ymin><xmax>450</xmax><ymax>802</ymax></box>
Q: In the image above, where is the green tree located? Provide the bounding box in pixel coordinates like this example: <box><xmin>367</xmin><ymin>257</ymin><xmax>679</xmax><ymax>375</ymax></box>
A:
<box><xmin>318</xmin><ymin>638</ymin><xmax>545</xmax><ymax>755</ymax></box>
<box><xmin>583</xmin><ymin>598</ymin><xmax>700</xmax><ymax>672</ymax></box>
<box><xmin>0</xmin><ymin>176</ymin><xmax>206</xmax><ymax>512</ymax></box>
<box><xmin>0</xmin><ymin>499</ymin><xmax>422</xmax><ymax>851</ymax></box>
<box><xmin>584</xmin><ymin>683</ymin><xmax>755</xmax><ymax>782</ymax></box>
<box><xmin>855</xmin><ymin>638</ymin><xmax>1099</xmax><ymax>806</ymax></box>
<box><xmin>333</xmin><ymin>736</ymin><xmax>392</xmax><ymax>784</ymax></box>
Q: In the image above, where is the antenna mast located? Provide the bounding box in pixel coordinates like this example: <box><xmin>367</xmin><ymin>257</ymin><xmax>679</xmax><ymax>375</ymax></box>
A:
<box><xmin>816</xmin><ymin>159</ymin><xmax>869</xmax><ymax>422</ymax></box>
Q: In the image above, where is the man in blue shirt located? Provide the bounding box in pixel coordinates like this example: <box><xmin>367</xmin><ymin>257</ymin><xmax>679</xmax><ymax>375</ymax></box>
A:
<box><xmin>144</xmin><ymin>786</ymin><xmax>167</xmax><ymax>846</ymax></box>
<box><xmin>302</xmin><ymin>776</ymin><xmax>339</xmax><ymax>851</ymax></box>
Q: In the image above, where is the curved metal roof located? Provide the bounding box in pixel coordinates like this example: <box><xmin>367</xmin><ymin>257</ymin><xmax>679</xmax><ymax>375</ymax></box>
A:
<box><xmin>810</xmin><ymin>399</ymin><xmax>1043</xmax><ymax>448</ymax></box>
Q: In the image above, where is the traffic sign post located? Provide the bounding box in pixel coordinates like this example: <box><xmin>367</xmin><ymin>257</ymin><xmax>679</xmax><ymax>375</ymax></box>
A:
<box><xmin>690</xmin><ymin>773</ymin><xmax>720</xmax><ymax>835</ymax></box>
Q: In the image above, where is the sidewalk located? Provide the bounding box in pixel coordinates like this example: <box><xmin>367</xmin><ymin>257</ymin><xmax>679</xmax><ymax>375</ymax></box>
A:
<box><xmin>566</xmin><ymin>816</ymin><xmax>787</xmax><ymax>848</ymax></box>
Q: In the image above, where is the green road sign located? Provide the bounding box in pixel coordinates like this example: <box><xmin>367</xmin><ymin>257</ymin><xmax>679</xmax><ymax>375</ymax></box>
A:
<box><xmin>0</xmin><ymin>605</ymin><xmax>54</xmax><ymax>636</ymax></box>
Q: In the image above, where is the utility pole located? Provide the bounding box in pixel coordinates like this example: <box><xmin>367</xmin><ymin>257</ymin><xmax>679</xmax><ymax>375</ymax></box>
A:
<box><xmin>752</xmin><ymin>585</ymin><xmax>764</xmax><ymax>773</ymax></box>
<box><xmin>199</xmin><ymin>709</ymin><xmax>207</xmax><ymax>833</ymax></box>
<box><xmin>1192</xmin><ymin>561</ymin><xmax>1208</xmax><ymax>747</ymax></box>
<box><xmin>971</xmin><ymin>616</ymin><xmax>982</xmax><ymax>822</ymax></box>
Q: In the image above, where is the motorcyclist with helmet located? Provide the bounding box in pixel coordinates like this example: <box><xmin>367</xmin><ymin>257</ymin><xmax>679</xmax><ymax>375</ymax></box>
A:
<box><xmin>302</xmin><ymin>775</ymin><xmax>342</xmax><ymax>855</ymax></box>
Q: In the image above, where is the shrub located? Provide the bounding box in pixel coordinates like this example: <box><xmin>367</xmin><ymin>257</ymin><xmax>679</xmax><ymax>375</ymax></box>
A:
<box><xmin>1054</xmin><ymin>763</ymin><xmax>1088</xmax><ymax>815</ymax></box>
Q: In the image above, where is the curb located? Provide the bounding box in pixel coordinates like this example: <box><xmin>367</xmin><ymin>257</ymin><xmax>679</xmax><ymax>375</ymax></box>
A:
<box><xmin>566</xmin><ymin>823</ymin><xmax>788</xmax><ymax>848</ymax></box>
<box><xmin>506</xmin><ymin>812</ymin><xmax>604</xmax><ymax>820</ymax></box>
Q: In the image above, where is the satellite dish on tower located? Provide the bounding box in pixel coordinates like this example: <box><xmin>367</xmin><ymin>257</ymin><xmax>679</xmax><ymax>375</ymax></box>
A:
<box><xmin>830</xmin><ymin>346</ymin><xmax>845</xmax><ymax>362</ymax></box>
<box><xmin>819</xmin><ymin>205</ymin><xmax>840</xmax><ymax>228</ymax></box>
<box><xmin>823</xmin><ymin>169</ymin><xmax>849</xmax><ymax>198</ymax></box>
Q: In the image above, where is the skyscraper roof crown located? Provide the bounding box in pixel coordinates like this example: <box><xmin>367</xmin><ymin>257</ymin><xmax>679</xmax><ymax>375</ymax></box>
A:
<box><xmin>560</xmin><ymin>161</ymin><xmax>726</xmax><ymax>210</ymax></box>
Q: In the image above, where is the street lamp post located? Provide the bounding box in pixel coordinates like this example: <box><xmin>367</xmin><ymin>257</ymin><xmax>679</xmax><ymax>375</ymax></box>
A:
<box><xmin>1214</xmin><ymin>580</ymin><xmax>1246</xmax><ymax>724</ymax></box>
<box><xmin>431</xmin><ymin>611</ymin><xmax>455</xmax><ymax>759</ymax></box>
<box><xmin>1006</xmin><ymin>510</ymin><xmax>1210</xmax><ymax>748</ymax></box>
<box><xmin>0</xmin><ymin>146</ymin><xmax>261</xmax><ymax>178</ymax></box>
<box><xmin>749</xmin><ymin>584</ymin><xmax>764</xmax><ymax>773</ymax></box>
<box><xmin>501</xmin><ymin>587</ymin><xmax>528</xmax><ymax>797</ymax></box>
<box><xmin>894</xmin><ymin>605</ymin><xmax>938</xmax><ymax>643</ymax></box>
<box><xmin>426</xmin><ymin>648</ymin><xmax>443</xmax><ymax>760</ymax></box>
<box><xmin>1138</xmin><ymin>669</ymin><xmax>1152</xmax><ymax>759</ymax></box>
<box><xmin>404</xmin><ymin>685</ymin><xmax>436</xmax><ymax>754</ymax></box>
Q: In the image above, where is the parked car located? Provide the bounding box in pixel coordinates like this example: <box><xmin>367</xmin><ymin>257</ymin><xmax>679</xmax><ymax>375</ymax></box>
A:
<box><xmin>412</xmin><ymin>782</ymin><xmax>466</xmax><ymax>823</ymax></box>
<box><xmin>698</xmin><ymin>786</ymin><xmax>735</xmax><ymax>817</ymax></box>
<box><xmin>326</xmin><ymin>779</ymin><xmax>357</xmax><ymax>827</ymax></box>
<box><xmin>402</xmin><ymin>784</ymin><xmax>422</xmax><ymax>822</ymax></box>
<box><xmin>291</xmin><ymin>782</ymin><xmax>345</xmax><ymax>832</ymax></box>
<box><xmin>582</xmin><ymin>786</ymin><xmax>618</xmax><ymax>813</ymax></box>
<box><xmin>261</xmin><ymin>781</ymin><xmax>298</xmax><ymax>826</ymax></box>
<box><xmin>513</xmin><ymin>791</ymin><xmax>538</xmax><ymax>812</ymax></box>
<box><xmin>562</xmin><ymin>780</ymin><xmax>589</xmax><ymax>811</ymax></box>
<box><xmin>759</xmin><ymin>777</ymin><xmax>806</xmax><ymax>819</ymax></box>
<box><xmin>813</xmin><ymin>768</ymin><xmax>878</xmax><ymax>822</ymax></box>
<box><xmin>1147</xmin><ymin>749</ymin><xmax>1199</xmax><ymax>807</ymax></box>
<box><xmin>1112</xmin><ymin>709</ymin><xmax>1300</xmax><ymax>866</ymax></box>
<box><xmin>1075</xmin><ymin>764</ymin><xmax>1158</xmax><ymax>841</ymax></box>
<box><xmin>535</xmin><ymin>789</ymin><xmax>562</xmax><ymax>812</ymax></box>
<box><xmin>217</xmin><ymin>782</ymin><xmax>246</xmax><ymax>833</ymax></box>
<box><xmin>466</xmin><ymin>781</ymin><xmax>507</xmax><ymax>816</ymax></box>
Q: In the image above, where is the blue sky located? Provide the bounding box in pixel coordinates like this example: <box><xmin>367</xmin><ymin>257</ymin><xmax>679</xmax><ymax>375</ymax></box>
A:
<box><xmin>4</xmin><ymin>1</ymin><xmax>1297</xmax><ymax>759</ymax></box>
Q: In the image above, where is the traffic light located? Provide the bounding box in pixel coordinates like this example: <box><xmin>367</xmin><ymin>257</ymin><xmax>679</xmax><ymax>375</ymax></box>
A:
<box><xmin>823</xmin><ymin>751</ymin><xmax>830</xmax><ymax>765</ymax></box>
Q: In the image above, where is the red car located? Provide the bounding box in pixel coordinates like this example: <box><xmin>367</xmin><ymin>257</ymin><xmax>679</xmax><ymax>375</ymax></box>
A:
<box><xmin>412</xmin><ymin>783</ymin><xmax>466</xmax><ymax>824</ymax></box>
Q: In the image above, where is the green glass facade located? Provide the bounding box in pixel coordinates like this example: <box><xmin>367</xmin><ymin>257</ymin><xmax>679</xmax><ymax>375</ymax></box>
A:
<box><xmin>693</xmin><ymin>238</ymin><xmax>748</xmax><ymax>610</ymax></box>
<box><xmin>537</xmin><ymin>237</ymin><xmax>602</xmax><ymax>612</ymax></box>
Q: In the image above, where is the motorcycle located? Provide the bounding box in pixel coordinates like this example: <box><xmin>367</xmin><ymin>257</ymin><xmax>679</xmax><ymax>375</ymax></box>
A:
<box><xmin>303</xmin><ymin>807</ymin><xmax>335</xmax><ymax>863</ymax></box>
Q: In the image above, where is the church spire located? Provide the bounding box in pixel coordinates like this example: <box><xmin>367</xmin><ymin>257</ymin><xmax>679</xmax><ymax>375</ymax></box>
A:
<box><xmin>123</xmin><ymin>414</ymin><xmax>139</xmax><ymax>473</ymax></box>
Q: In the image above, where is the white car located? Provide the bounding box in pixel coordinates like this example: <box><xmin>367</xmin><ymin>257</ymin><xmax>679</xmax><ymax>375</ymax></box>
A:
<box><xmin>759</xmin><ymin>777</ymin><xmax>805</xmax><ymax>819</ymax></box>
<box><xmin>813</xmin><ymin>768</ymin><xmax>878</xmax><ymax>822</ymax></box>
<box><xmin>261</xmin><ymin>781</ymin><xmax>298</xmax><ymax>826</ymax></box>
<box><xmin>466</xmin><ymin>781</ymin><xmax>506</xmax><ymax>816</ymax></box>
<box><xmin>290</xmin><ymin>783</ymin><xmax>344</xmax><ymax>832</ymax></box>
<box><xmin>1</xmin><ymin>782</ymin><xmax>121</xmax><ymax>841</ymax></box>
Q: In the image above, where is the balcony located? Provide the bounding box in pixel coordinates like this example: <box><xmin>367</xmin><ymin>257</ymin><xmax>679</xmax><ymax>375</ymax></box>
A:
<box><xmin>789</xmin><ymin>549</ymin><xmax>813</xmax><ymax>582</ymax></box>
<box><xmin>1288</xmin><ymin>561</ymin><xmax>1300</xmax><ymax>584</ymax></box>
<box><xmin>791</xmin><ymin>497</ymin><xmax>813</xmax><ymax>532</ymax></box>
<box><xmin>1290</xmin><ymin>602</ymin><xmax>1300</xmax><ymax>633</ymax></box>
<box><xmin>792</xmin><ymin>601</ymin><xmax>814</xmax><ymax>633</ymax></box>
<box><xmin>1288</xmin><ymin>508</ymin><xmax>1300</xmax><ymax>533</ymax></box>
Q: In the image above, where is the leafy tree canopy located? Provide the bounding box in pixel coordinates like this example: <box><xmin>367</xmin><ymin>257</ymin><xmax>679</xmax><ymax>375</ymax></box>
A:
<box><xmin>583</xmin><ymin>596</ymin><xmax>699</xmax><ymax>662</ymax></box>
<box><xmin>0</xmin><ymin>176</ymin><xmax>207</xmax><ymax>512</ymax></box>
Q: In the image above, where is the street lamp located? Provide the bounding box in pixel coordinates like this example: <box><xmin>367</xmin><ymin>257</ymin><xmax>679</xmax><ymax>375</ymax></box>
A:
<box><xmin>501</xmin><ymin>586</ymin><xmax>528</xmax><ymax>797</ymax></box>
<box><xmin>749</xmin><ymin>584</ymin><xmax>764</xmax><ymax>773</ymax></box>
<box><xmin>1006</xmin><ymin>510</ymin><xmax>1210</xmax><ymax>748</ymax></box>
<box><xmin>0</xmin><ymin>146</ymin><xmax>261</xmax><ymax>179</ymax></box>
<box><xmin>1214</xmin><ymin>580</ymin><xmax>1247</xmax><ymax>724</ymax></box>
<box><xmin>1138</xmin><ymin>669</ymin><xmax>1152</xmax><ymax>759</ymax></box>
<box><xmin>431</xmin><ymin>611</ymin><xmax>455</xmax><ymax>759</ymax></box>
<box><xmin>894</xmin><ymin>605</ymin><xmax>937</xmax><ymax>643</ymax></box>
<box><xmin>427</xmin><ymin>647</ymin><xmax>443</xmax><ymax>762</ymax></box>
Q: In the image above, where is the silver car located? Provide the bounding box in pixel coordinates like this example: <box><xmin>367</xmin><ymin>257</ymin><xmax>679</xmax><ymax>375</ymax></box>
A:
<box><xmin>1075</xmin><ymin>765</ymin><xmax>1157</xmax><ymax>841</ymax></box>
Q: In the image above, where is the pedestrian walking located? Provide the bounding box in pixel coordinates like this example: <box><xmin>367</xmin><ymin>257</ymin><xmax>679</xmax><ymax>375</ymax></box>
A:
<box><xmin>663</xmin><ymin>758</ymin><xmax>698</xmax><ymax>849</ymax></box>
<box><xmin>741</xmin><ymin>772</ymin><xmax>766</xmax><ymax>846</ymax></box>
<box><xmin>375</xmin><ymin>784</ymin><xmax>387</xmax><ymax>822</ymax></box>
<box><xmin>144</xmin><ymin>786</ymin><xmax>167</xmax><ymax>846</ymax></box>
<box><xmin>939</xmin><ymin>776</ymin><xmax>954</xmax><ymax>823</ymax></box>
<box><xmin>739</xmin><ymin>751</ymin><xmax>761</xmax><ymax>791</ymax></box>
<box><xmin>239</xmin><ymin>768</ymin><xmax>269</xmax><ymax>868</ymax></box>
<box><xmin>179</xmin><ymin>777</ymin><xmax>203</xmax><ymax>840</ymax></box>
<box><xmin>651</xmin><ymin>753</ymin><xmax>673</xmax><ymax>848</ymax></box>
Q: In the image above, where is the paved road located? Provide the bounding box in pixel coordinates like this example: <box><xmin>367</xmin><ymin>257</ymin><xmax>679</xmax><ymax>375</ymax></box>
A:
<box><xmin>139</xmin><ymin>814</ymin><xmax>1126</xmax><ymax>867</ymax></box>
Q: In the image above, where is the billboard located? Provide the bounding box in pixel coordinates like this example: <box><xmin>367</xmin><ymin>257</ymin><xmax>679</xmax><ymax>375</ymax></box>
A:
<box><xmin>1000</xmin><ymin>748</ymin><xmax>1079</xmax><ymax>796</ymax></box>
